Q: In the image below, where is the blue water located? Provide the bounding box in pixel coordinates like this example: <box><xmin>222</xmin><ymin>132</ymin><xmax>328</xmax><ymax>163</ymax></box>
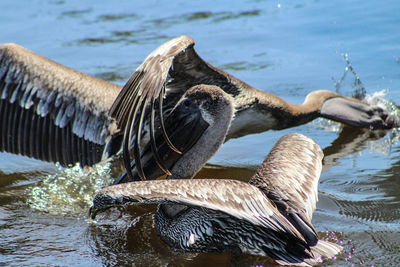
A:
<box><xmin>1</xmin><ymin>0</ymin><xmax>400</xmax><ymax>266</ymax></box>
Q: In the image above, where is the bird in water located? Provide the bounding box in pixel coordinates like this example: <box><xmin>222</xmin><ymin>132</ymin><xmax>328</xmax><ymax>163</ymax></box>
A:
<box><xmin>0</xmin><ymin>36</ymin><xmax>397</xmax><ymax>173</ymax></box>
<box><xmin>90</xmin><ymin>84</ymin><xmax>342</xmax><ymax>266</ymax></box>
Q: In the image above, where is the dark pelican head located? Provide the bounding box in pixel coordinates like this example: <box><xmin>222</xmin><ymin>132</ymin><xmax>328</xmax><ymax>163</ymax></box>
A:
<box><xmin>113</xmin><ymin>84</ymin><xmax>234</xmax><ymax>184</ymax></box>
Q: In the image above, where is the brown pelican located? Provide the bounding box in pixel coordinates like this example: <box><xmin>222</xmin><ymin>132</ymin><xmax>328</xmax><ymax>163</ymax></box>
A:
<box><xmin>0</xmin><ymin>36</ymin><xmax>397</xmax><ymax>170</ymax></box>
<box><xmin>90</xmin><ymin>85</ymin><xmax>342</xmax><ymax>266</ymax></box>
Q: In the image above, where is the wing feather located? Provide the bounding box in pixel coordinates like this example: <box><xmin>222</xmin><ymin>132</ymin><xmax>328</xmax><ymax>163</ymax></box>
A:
<box><xmin>91</xmin><ymin>178</ymin><xmax>306</xmax><ymax>242</ymax></box>
<box><xmin>109</xmin><ymin>35</ymin><xmax>251</xmax><ymax>180</ymax></box>
<box><xmin>249</xmin><ymin>133</ymin><xmax>323</xmax><ymax>234</ymax></box>
<box><xmin>109</xmin><ymin>37</ymin><xmax>195</xmax><ymax>179</ymax></box>
<box><xmin>0</xmin><ymin>43</ymin><xmax>122</xmax><ymax>166</ymax></box>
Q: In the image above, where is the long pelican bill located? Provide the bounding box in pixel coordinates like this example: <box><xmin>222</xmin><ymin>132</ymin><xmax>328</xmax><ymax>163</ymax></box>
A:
<box><xmin>320</xmin><ymin>96</ymin><xmax>399</xmax><ymax>129</ymax></box>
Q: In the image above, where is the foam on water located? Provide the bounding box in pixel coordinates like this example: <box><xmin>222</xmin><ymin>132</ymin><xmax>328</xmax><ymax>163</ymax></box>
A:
<box><xmin>26</xmin><ymin>162</ymin><xmax>113</xmax><ymax>216</ymax></box>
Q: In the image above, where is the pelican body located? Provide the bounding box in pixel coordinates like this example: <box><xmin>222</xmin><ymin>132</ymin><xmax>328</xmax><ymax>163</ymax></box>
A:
<box><xmin>0</xmin><ymin>36</ymin><xmax>397</xmax><ymax>171</ymax></box>
<box><xmin>91</xmin><ymin>85</ymin><xmax>342</xmax><ymax>266</ymax></box>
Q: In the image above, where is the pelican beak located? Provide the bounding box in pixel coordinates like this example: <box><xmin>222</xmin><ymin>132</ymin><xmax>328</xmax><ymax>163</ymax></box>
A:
<box><xmin>321</xmin><ymin>97</ymin><xmax>399</xmax><ymax>129</ymax></box>
<box><xmin>114</xmin><ymin>98</ymin><xmax>209</xmax><ymax>184</ymax></box>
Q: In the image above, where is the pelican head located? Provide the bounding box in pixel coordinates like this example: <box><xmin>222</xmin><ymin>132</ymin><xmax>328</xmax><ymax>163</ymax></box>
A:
<box><xmin>113</xmin><ymin>84</ymin><xmax>234</xmax><ymax>183</ymax></box>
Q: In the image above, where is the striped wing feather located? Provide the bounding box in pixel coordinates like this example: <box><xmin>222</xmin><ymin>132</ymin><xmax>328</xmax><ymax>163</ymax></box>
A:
<box><xmin>91</xmin><ymin>178</ymin><xmax>306</xmax><ymax>242</ymax></box>
<box><xmin>0</xmin><ymin>43</ymin><xmax>121</xmax><ymax>166</ymax></box>
<box><xmin>108</xmin><ymin>35</ymin><xmax>250</xmax><ymax>180</ymax></box>
<box><xmin>109</xmin><ymin>35</ymin><xmax>245</xmax><ymax>130</ymax></box>
<box><xmin>249</xmin><ymin>133</ymin><xmax>323</xmax><ymax>242</ymax></box>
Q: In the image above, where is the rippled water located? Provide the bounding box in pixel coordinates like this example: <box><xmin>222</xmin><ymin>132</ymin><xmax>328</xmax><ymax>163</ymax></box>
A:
<box><xmin>1</xmin><ymin>0</ymin><xmax>400</xmax><ymax>266</ymax></box>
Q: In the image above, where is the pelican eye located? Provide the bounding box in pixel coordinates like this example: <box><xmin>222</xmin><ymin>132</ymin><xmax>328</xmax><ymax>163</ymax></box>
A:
<box><xmin>181</xmin><ymin>98</ymin><xmax>192</xmax><ymax>107</ymax></box>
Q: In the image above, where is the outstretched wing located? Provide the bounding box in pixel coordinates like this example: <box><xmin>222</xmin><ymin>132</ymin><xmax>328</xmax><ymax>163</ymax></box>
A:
<box><xmin>90</xmin><ymin>178</ymin><xmax>306</xmax><ymax>243</ymax></box>
<box><xmin>249</xmin><ymin>133</ymin><xmax>323</xmax><ymax>245</ymax></box>
<box><xmin>0</xmin><ymin>43</ymin><xmax>122</xmax><ymax>166</ymax></box>
<box><xmin>108</xmin><ymin>35</ymin><xmax>249</xmax><ymax>180</ymax></box>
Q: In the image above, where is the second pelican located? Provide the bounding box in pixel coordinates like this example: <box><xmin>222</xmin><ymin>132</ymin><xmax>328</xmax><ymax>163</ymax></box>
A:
<box><xmin>90</xmin><ymin>85</ymin><xmax>342</xmax><ymax>266</ymax></box>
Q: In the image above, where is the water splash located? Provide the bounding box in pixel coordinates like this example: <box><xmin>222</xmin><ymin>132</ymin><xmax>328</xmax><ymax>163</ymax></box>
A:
<box><xmin>333</xmin><ymin>53</ymin><xmax>366</xmax><ymax>99</ymax></box>
<box><xmin>316</xmin><ymin>53</ymin><xmax>369</xmax><ymax>133</ymax></box>
<box><xmin>316</xmin><ymin>54</ymin><xmax>400</xmax><ymax>153</ymax></box>
<box><xmin>364</xmin><ymin>90</ymin><xmax>399</xmax><ymax>118</ymax></box>
<box><xmin>26</xmin><ymin>162</ymin><xmax>113</xmax><ymax>216</ymax></box>
<box><xmin>364</xmin><ymin>90</ymin><xmax>400</xmax><ymax>154</ymax></box>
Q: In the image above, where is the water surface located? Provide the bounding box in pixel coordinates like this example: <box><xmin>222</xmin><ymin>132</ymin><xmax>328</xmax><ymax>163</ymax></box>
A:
<box><xmin>1</xmin><ymin>0</ymin><xmax>400</xmax><ymax>266</ymax></box>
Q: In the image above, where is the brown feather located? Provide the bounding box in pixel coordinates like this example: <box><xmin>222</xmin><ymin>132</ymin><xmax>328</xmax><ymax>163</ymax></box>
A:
<box><xmin>0</xmin><ymin>43</ymin><xmax>120</xmax><ymax>166</ymax></box>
